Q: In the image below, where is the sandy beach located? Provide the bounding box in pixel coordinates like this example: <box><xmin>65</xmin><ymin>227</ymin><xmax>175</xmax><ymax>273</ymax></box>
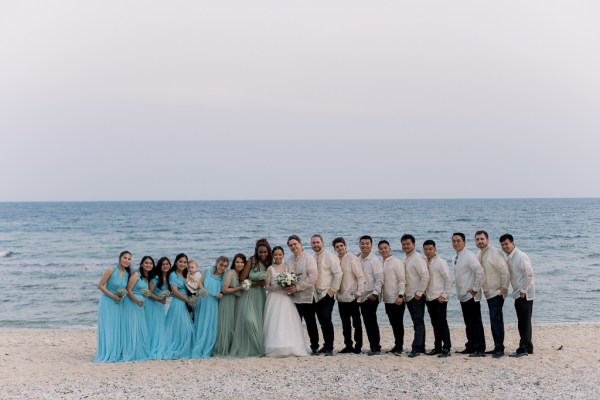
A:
<box><xmin>1</xmin><ymin>323</ymin><xmax>598</xmax><ymax>399</ymax></box>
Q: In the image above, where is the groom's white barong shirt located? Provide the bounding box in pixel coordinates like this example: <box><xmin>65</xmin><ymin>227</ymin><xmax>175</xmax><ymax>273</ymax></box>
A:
<box><xmin>313</xmin><ymin>248</ymin><xmax>343</xmax><ymax>301</ymax></box>
<box><xmin>337</xmin><ymin>253</ymin><xmax>366</xmax><ymax>303</ymax></box>
<box><xmin>454</xmin><ymin>248</ymin><xmax>485</xmax><ymax>303</ymax></box>
<box><xmin>478</xmin><ymin>245</ymin><xmax>510</xmax><ymax>300</ymax></box>
<box><xmin>505</xmin><ymin>247</ymin><xmax>535</xmax><ymax>300</ymax></box>
<box><xmin>403</xmin><ymin>251</ymin><xmax>429</xmax><ymax>302</ymax></box>
<box><xmin>358</xmin><ymin>252</ymin><xmax>383</xmax><ymax>303</ymax></box>
<box><xmin>425</xmin><ymin>255</ymin><xmax>452</xmax><ymax>302</ymax></box>
<box><xmin>381</xmin><ymin>255</ymin><xmax>406</xmax><ymax>304</ymax></box>
<box><xmin>287</xmin><ymin>252</ymin><xmax>318</xmax><ymax>304</ymax></box>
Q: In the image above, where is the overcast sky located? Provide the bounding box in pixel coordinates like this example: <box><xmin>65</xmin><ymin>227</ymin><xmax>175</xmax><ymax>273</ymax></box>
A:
<box><xmin>1</xmin><ymin>1</ymin><xmax>599</xmax><ymax>201</ymax></box>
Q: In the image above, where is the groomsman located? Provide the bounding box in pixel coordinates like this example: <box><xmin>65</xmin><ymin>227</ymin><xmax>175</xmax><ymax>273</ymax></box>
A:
<box><xmin>285</xmin><ymin>235</ymin><xmax>319</xmax><ymax>355</ymax></box>
<box><xmin>452</xmin><ymin>232</ymin><xmax>486</xmax><ymax>357</ymax></box>
<box><xmin>357</xmin><ymin>235</ymin><xmax>384</xmax><ymax>356</ymax></box>
<box><xmin>499</xmin><ymin>233</ymin><xmax>535</xmax><ymax>357</ymax></box>
<box><xmin>311</xmin><ymin>234</ymin><xmax>343</xmax><ymax>356</ymax></box>
<box><xmin>401</xmin><ymin>234</ymin><xmax>429</xmax><ymax>358</ymax></box>
<box><xmin>378</xmin><ymin>240</ymin><xmax>406</xmax><ymax>355</ymax></box>
<box><xmin>475</xmin><ymin>230</ymin><xmax>510</xmax><ymax>358</ymax></box>
<box><xmin>333</xmin><ymin>237</ymin><xmax>365</xmax><ymax>354</ymax></box>
<box><xmin>423</xmin><ymin>240</ymin><xmax>452</xmax><ymax>358</ymax></box>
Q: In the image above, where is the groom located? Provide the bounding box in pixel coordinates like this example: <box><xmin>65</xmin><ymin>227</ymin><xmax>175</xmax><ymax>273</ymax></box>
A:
<box><xmin>285</xmin><ymin>235</ymin><xmax>319</xmax><ymax>355</ymax></box>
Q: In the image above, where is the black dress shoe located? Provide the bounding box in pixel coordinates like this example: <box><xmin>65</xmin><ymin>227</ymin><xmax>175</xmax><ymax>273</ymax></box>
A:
<box><xmin>484</xmin><ymin>350</ymin><xmax>496</xmax><ymax>355</ymax></box>
<box><xmin>318</xmin><ymin>347</ymin><xmax>327</xmax><ymax>354</ymax></box>
<box><xmin>468</xmin><ymin>351</ymin><xmax>485</xmax><ymax>357</ymax></box>
<box><xmin>455</xmin><ymin>349</ymin><xmax>474</xmax><ymax>354</ymax></box>
<box><xmin>352</xmin><ymin>348</ymin><xmax>362</xmax><ymax>354</ymax></box>
<box><xmin>386</xmin><ymin>347</ymin><xmax>400</xmax><ymax>354</ymax></box>
<box><xmin>324</xmin><ymin>350</ymin><xmax>333</xmax><ymax>356</ymax></box>
<box><xmin>437</xmin><ymin>349</ymin><xmax>451</xmax><ymax>358</ymax></box>
<box><xmin>338</xmin><ymin>347</ymin><xmax>353</xmax><ymax>354</ymax></box>
<box><xmin>426</xmin><ymin>349</ymin><xmax>442</xmax><ymax>356</ymax></box>
<box><xmin>311</xmin><ymin>349</ymin><xmax>319</xmax><ymax>356</ymax></box>
<box><xmin>509</xmin><ymin>351</ymin><xmax>528</xmax><ymax>358</ymax></box>
<box><xmin>407</xmin><ymin>350</ymin><xmax>420</xmax><ymax>358</ymax></box>
<box><xmin>492</xmin><ymin>351</ymin><xmax>504</xmax><ymax>358</ymax></box>
<box><xmin>367</xmin><ymin>350</ymin><xmax>380</xmax><ymax>356</ymax></box>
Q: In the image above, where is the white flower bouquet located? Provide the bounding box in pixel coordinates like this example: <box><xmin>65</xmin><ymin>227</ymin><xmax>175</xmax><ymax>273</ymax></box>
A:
<box><xmin>198</xmin><ymin>287</ymin><xmax>209</xmax><ymax>298</ymax></box>
<box><xmin>141</xmin><ymin>288</ymin><xmax>151</xmax><ymax>297</ymax></box>
<box><xmin>276</xmin><ymin>271</ymin><xmax>302</xmax><ymax>288</ymax></box>
<box><xmin>116</xmin><ymin>288</ymin><xmax>127</xmax><ymax>298</ymax></box>
<box><xmin>159</xmin><ymin>290</ymin><xmax>171</xmax><ymax>299</ymax></box>
<box><xmin>241</xmin><ymin>279</ymin><xmax>252</xmax><ymax>291</ymax></box>
<box><xmin>187</xmin><ymin>295</ymin><xmax>200</xmax><ymax>308</ymax></box>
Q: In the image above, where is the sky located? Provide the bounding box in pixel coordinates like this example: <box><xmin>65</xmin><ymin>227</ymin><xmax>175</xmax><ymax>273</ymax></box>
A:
<box><xmin>1</xmin><ymin>1</ymin><xmax>599</xmax><ymax>201</ymax></box>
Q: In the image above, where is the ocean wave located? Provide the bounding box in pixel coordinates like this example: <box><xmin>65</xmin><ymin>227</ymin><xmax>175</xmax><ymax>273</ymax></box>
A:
<box><xmin>0</xmin><ymin>251</ymin><xmax>13</xmax><ymax>257</ymax></box>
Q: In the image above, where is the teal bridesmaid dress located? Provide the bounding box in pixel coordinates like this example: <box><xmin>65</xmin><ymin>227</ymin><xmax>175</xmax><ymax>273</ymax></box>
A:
<box><xmin>191</xmin><ymin>271</ymin><xmax>223</xmax><ymax>358</ymax></box>
<box><xmin>164</xmin><ymin>272</ymin><xmax>193</xmax><ymax>359</ymax></box>
<box><xmin>145</xmin><ymin>276</ymin><xmax>168</xmax><ymax>359</ymax></box>
<box><xmin>94</xmin><ymin>267</ymin><xmax>128</xmax><ymax>363</ymax></box>
<box><xmin>122</xmin><ymin>274</ymin><xmax>150</xmax><ymax>361</ymax></box>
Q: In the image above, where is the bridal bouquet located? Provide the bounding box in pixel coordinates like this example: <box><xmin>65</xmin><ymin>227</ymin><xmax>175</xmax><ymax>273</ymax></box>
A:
<box><xmin>116</xmin><ymin>288</ymin><xmax>127</xmax><ymax>298</ymax></box>
<box><xmin>159</xmin><ymin>290</ymin><xmax>171</xmax><ymax>299</ymax></box>
<box><xmin>241</xmin><ymin>279</ymin><xmax>252</xmax><ymax>291</ymax></box>
<box><xmin>276</xmin><ymin>271</ymin><xmax>302</xmax><ymax>288</ymax></box>
<box><xmin>187</xmin><ymin>295</ymin><xmax>200</xmax><ymax>308</ymax></box>
<box><xmin>141</xmin><ymin>288</ymin><xmax>151</xmax><ymax>297</ymax></box>
<box><xmin>198</xmin><ymin>287</ymin><xmax>209</xmax><ymax>298</ymax></box>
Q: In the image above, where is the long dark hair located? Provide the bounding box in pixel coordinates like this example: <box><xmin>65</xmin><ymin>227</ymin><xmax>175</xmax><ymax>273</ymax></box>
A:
<box><xmin>118</xmin><ymin>250</ymin><xmax>132</xmax><ymax>279</ymax></box>
<box><xmin>231</xmin><ymin>253</ymin><xmax>247</xmax><ymax>269</ymax></box>
<box><xmin>153</xmin><ymin>257</ymin><xmax>171</xmax><ymax>289</ymax></box>
<box><xmin>170</xmin><ymin>253</ymin><xmax>189</xmax><ymax>278</ymax></box>
<box><xmin>139</xmin><ymin>255</ymin><xmax>155</xmax><ymax>281</ymax></box>
<box><xmin>251</xmin><ymin>238</ymin><xmax>272</xmax><ymax>271</ymax></box>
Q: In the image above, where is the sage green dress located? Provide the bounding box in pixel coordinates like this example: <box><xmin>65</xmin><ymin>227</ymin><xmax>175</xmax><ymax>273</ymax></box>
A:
<box><xmin>229</xmin><ymin>263</ymin><xmax>267</xmax><ymax>357</ymax></box>
<box><xmin>213</xmin><ymin>270</ymin><xmax>241</xmax><ymax>356</ymax></box>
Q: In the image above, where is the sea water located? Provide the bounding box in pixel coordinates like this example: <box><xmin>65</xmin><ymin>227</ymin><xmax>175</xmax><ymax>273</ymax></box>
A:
<box><xmin>1</xmin><ymin>198</ymin><xmax>598</xmax><ymax>329</ymax></box>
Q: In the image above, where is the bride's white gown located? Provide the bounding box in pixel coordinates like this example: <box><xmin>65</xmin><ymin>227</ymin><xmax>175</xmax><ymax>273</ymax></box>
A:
<box><xmin>263</xmin><ymin>265</ymin><xmax>309</xmax><ymax>357</ymax></box>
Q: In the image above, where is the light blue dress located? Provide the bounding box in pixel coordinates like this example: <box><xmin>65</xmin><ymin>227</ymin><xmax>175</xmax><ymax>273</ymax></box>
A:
<box><xmin>122</xmin><ymin>274</ymin><xmax>150</xmax><ymax>361</ymax></box>
<box><xmin>145</xmin><ymin>276</ymin><xmax>168</xmax><ymax>359</ymax></box>
<box><xmin>191</xmin><ymin>271</ymin><xmax>223</xmax><ymax>358</ymax></box>
<box><xmin>164</xmin><ymin>271</ymin><xmax>193</xmax><ymax>359</ymax></box>
<box><xmin>94</xmin><ymin>267</ymin><xmax>129</xmax><ymax>363</ymax></box>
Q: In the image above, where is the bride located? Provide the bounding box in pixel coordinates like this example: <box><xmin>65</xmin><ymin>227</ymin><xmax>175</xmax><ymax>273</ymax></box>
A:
<box><xmin>263</xmin><ymin>246</ymin><xmax>309</xmax><ymax>357</ymax></box>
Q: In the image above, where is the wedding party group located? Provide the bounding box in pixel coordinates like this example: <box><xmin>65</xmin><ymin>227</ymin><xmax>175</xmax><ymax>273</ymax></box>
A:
<box><xmin>94</xmin><ymin>231</ymin><xmax>535</xmax><ymax>363</ymax></box>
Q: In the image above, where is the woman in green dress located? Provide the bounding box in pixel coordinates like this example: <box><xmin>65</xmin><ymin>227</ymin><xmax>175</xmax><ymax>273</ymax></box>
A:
<box><xmin>213</xmin><ymin>253</ymin><xmax>246</xmax><ymax>356</ymax></box>
<box><xmin>229</xmin><ymin>239</ymin><xmax>272</xmax><ymax>357</ymax></box>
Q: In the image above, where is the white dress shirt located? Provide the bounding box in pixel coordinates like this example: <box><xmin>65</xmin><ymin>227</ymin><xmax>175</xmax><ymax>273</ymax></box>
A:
<box><xmin>425</xmin><ymin>255</ymin><xmax>452</xmax><ymax>302</ymax></box>
<box><xmin>454</xmin><ymin>247</ymin><xmax>485</xmax><ymax>302</ymax></box>
<box><xmin>479</xmin><ymin>245</ymin><xmax>510</xmax><ymax>299</ymax></box>
<box><xmin>337</xmin><ymin>252</ymin><xmax>365</xmax><ymax>303</ymax></box>
<box><xmin>358</xmin><ymin>252</ymin><xmax>383</xmax><ymax>303</ymax></box>
<box><xmin>382</xmin><ymin>255</ymin><xmax>406</xmax><ymax>304</ymax></box>
<box><xmin>403</xmin><ymin>251</ymin><xmax>429</xmax><ymax>302</ymax></box>
<box><xmin>505</xmin><ymin>247</ymin><xmax>535</xmax><ymax>300</ymax></box>
<box><xmin>286</xmin><ymin>252</ymin><xmax>318</xmax><ymax>304</ymax></box>
<box><xmin>313</xmin><ymin>249</ymin><xmax>343</xmax><ymax>301</ymax></box>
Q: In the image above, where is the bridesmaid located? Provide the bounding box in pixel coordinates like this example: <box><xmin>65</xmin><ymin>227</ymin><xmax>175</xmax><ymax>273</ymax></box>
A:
<box><xmin>164</xmin><ymin>253</ymin><xmax>194</xmax><ymax>359</ymax></box>
<box><xmin>191</xmin><ymin>256</ymin><xmax>227</xmax><ymax>358</ymax></box>
<box><xmin>122</xmin><ymin>255</ymin><xmax>153</xmax><ymax>361</ymax></box>
<box><xmin>94</xmin><ymin>251</ymin><xmax>131</xmax><ymax>363</ymax></box>
<box><xmin>230</xmin><ymin>238</ymin><xmax>272</xmax><ymax>357</ymax></box>
<box><xmin>213</xmin><ymin>253</ymin><xmax>246</xmax><ymax>356</ymax></box>
<box><xmin>145</xmin><ymin>256</ymin><xmax>170</xmax><ymax>360</ymax></box>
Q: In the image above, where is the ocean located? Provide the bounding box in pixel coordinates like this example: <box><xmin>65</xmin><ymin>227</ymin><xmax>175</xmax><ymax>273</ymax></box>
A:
<box><xmin>1</xmin><ymin>198</ymin><xmax>599</xmax><ymax>330</ymax></box>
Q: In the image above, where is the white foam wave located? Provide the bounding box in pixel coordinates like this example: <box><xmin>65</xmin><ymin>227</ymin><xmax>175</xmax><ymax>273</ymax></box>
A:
<box><xmin>0</xmin><ymin>251</ymin><xmax>13</xmax><ymax>258</ymax></box>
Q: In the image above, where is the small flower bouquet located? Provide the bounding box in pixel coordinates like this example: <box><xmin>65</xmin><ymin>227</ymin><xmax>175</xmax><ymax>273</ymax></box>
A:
<box><xmin>276</xmin><ymin>271</ymin><xmax>302</xmax><ymax>288</ymax></box>
<box><xmin>198</xmin><ymin>287</ymin><xmax>209</xmax><ymax>298</ymax></box>
<box><xmin>141</xmin><ymin>288</ymin><xmax>151</xmax><ymax>297</ymax></box>
<box><xmin>187</xmin><ymin>295</ymin><xmax>200</xmax><ymax>308</ymax></box>
<box><xmin>159</xmin><ymin>290</ymin><xmax>171</xmax><ymax>299</ymax></box>
<box><xmin>116</xmin><ymin>288</ymin><xmax>127</xmax><ymax>298</ymax></box>
<box><xmin>255</xmin><ymin>271</ymin><xmax>269</xmax><ymax>281</ymax></box>
<box><xmin>241</xmin><ymin>279</ymin><xmax>252</xmax><ymax>291</ymax></box>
